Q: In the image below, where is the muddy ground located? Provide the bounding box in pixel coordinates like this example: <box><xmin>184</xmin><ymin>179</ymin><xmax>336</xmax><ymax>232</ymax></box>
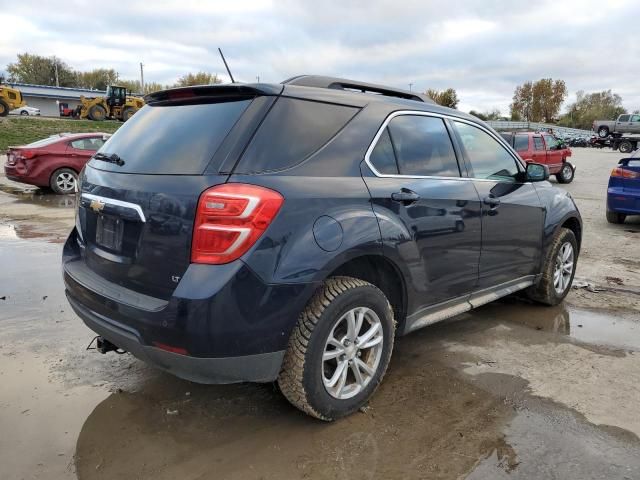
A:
<box><xmin>0</xmin><ymin>148</ymin><xmax>638</xmax><ymax>480</ymax></box>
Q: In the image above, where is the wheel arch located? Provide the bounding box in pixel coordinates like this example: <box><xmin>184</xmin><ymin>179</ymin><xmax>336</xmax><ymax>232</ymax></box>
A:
<box><xmin>560</xmin><ymin>215</ymin><xmax>582</xmax><ymax>252</ymax></box>
<box><xmin>324</xmin><ymin>253</ymin><xmax>407</xmax><ymax>332</ymax></box>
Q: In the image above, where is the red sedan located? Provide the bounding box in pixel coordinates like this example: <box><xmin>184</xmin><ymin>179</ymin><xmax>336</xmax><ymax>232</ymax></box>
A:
<box><xmin>5</xmin><ymin>132</ymin><xmax>110</xmax><ymax>194</ymax></box>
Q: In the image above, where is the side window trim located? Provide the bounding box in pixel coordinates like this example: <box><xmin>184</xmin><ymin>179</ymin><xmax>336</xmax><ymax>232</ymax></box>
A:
<box><xmin>364</xmin><ymin>110</ymin><xmax>480</xmax><ymax>179</ymax></box>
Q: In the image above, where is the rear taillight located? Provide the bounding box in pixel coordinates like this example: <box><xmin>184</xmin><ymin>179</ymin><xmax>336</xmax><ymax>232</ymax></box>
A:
<box><xmin>611</xmin><ymin>167</ymin><xmax>640</xmax><ymax>179</ymax></box>
<box><xmin>20</xmin><ymin>150</ymin><xmax>38</xmax><ymax>159</ymax></box>
<box><xmin>191</xmin><ymin>183</ymin><xmax>284</xmax><ymax>264</ymax></box>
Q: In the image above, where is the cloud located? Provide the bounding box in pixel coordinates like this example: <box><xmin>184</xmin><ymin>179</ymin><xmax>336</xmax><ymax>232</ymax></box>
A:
<box><xmin>1</xmin><ymin>0</ymin><xmax>639</xmax><ymax>113</ymax></box>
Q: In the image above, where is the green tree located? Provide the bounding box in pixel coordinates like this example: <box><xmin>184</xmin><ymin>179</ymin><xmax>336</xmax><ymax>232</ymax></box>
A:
<box><xmin>558</xmin><ymin>90</ymin><xmax>626</xmax><ymax>130</ymax></box>
<box><xmin>75</xmin><ymin>68</ymin><xmax>119</xmax><ymax>90</ymax></box>
<box><xmin>174</xmin><ymin>72</ymin><xmax>222</xmax><ymax>87</ymax></box>
<box><xmin>7</xmin><ymin>53</ymin><xmax>76</xmax><ymax>87</ymax></box>
<box><xmin>510</xmin><ymin>78</ymin><xmax>567</xmax><ymax>122</ymax></box>
<box><xmin>118</xmin><ymin>79</ymin><xmax>166</xmax><ymax>95</ymax></box>
<box><xmin>469</xmin><ymin>108</ymin><xmax>502</xmax><ymax>121</ymax></box>
<box><xmin>425</xmin><ymin>88</ymin><xmax>459</xmax><ymax>109</ymax></box>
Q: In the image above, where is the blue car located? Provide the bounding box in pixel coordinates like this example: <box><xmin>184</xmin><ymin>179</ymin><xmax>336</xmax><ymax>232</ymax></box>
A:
<box><xmin>607</xmin><ymin>149</ymin><xmax>640</xmax><ymax>223</ymax></box>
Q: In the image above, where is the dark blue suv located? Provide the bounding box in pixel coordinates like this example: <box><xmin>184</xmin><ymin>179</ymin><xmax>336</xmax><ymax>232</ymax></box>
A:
<box><xmin>63</xmin><ymin>76</ymin><xmax>582</xmax><ymax>420</ymax></box>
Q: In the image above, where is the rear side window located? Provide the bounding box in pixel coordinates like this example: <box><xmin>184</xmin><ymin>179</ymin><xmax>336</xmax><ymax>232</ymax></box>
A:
<box><xmin>369</xmin><ymin>128</ymin><xmax>399</xmax><ymax>174</ymax></box>
<box><xmin>514</xmin><ymin>135</ymin><xmax>529</xmax><ymax>151</ymax></box>
<box><xmin>71</xmin><ymin>137</ymin><xmax>105</xmax><ymax>151</ymax></box>
<box><xmin>385</xmin><ymin>115</ymin><xmax>460</xmax><ymax>177</ymax></box>
<box><xmin>235</xmin><ymin>98</ymin><xmax>358</xmax><ymax>173</ymax></box>
<box><xmin>92</xmin><ymin>99</ymin><xmax>252</xmax><ymax>174</ymax></box>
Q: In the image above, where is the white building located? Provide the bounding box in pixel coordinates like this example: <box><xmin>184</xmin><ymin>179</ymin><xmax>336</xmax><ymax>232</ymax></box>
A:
<box><xmin>6</xmin><ymin>82</ymin><xmax>106</xmax><ymax>117</ymax></box>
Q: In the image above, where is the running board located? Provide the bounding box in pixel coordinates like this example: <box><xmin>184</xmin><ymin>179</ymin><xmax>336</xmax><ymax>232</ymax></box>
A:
<box><xmin>402</xmin><ymin>276</ymin><xmax>536</xmax><ymax>335</ymax></box>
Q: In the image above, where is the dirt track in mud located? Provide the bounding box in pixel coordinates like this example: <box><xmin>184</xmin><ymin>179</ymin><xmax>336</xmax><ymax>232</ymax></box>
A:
<box><xmin>0</xmin><ymin>148</ymin><xmax>639</xmax><ymax>480</ymax></box>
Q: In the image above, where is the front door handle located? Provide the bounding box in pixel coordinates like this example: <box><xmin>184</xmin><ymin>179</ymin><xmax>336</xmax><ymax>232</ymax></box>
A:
<box><xmin>483</xmin><ymin>196</ymin><xmax>500</xmax><ymax>207</ymax></box>
<box><xmin>391</xmin><ymin>190</ymin><xmax>420</xmax><ymax>204</ymax></box>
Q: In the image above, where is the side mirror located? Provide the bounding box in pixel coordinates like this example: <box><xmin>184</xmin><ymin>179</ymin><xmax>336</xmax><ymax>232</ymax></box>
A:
<box><xmin>526</xmin><ymin>162</ymin><xmax>549</xmax><ymax>182</ymax></box>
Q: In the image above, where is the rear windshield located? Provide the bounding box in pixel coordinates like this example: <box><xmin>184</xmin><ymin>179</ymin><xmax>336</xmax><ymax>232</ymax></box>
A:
<box><xmin>91</xmin><ymin>99</ymin><xmax>252</xmax><ymax>174</ymax></box>
<box><xmin>234</xmin><ymin>97</ymin><xmax>359</xmax><ymax>173</ymax></box>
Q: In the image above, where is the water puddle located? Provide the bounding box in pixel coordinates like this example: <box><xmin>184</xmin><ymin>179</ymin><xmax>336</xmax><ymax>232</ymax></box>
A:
<box><xmin>472</xmin><ymin>300</ymin><xmax>640</xmax><ymax>352</ymax></box>
<box><xmin>0</xmin><ymin>222</ymin><xmax>67</xmax><ymax>243</ymax></box>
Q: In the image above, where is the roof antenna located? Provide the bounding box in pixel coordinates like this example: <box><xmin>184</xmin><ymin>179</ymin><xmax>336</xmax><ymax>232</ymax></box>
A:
<box><xmin>218</xmin><ymin>48</ymin><xmax>235</xmax><ymax>83</ymax></box>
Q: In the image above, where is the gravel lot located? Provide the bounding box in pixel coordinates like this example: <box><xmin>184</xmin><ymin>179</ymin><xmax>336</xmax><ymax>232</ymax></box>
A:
<box><xmin>0</xmin><ymin>148</ymin><xmax>638</xmax><ymax>480</ymax></box>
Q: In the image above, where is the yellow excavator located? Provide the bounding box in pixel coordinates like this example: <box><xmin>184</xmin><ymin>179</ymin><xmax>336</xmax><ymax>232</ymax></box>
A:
<box><xmin>0</xmin><ymin>83</ymin><xmax>26</xmax><ymax>117</ymax></box>
<box><xmin>74</xmin><ymin>85</ymin><xmax>144</xmax><ymax>121</ymax></box>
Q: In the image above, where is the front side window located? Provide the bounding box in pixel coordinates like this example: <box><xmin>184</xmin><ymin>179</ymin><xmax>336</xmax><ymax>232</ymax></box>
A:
<box><xmin>543</xmin><ymin>135</ymin><xmax>558</xmax><ymax>150</ymax></box>
<box><xmin>631</xmin><ymin>115</ymin><xmax>640</xmax><ymax>122</ymax></box>
<box><xmin>454</xmin><ymin>121</ymin><xmax>521</xmax><ymax>182</ymax></box>
<box><xmin>533</xmin><ymin>137</ymin><xmax>544</xmax><ymax>151</ymax></box>
<box><xmin>385</xmin><ymin>115</ymin><xmax>460</xmax><ymax>177</ymax></box>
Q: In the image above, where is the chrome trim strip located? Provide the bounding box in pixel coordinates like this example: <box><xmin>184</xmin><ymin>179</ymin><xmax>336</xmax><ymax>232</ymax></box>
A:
<box><xmin>403</xmin><ymin>275</ymin><xmax>536</xmax><ymax>335</ymax></box>
<box><xmin>81</xmin><ymin>193</ymin><xmax>146</xmax><ymax>223</ymax></box>
<box><xmin>363</xmin><ymin>110</ymin><xmax>526</xmax><ymax>181</ymax></box>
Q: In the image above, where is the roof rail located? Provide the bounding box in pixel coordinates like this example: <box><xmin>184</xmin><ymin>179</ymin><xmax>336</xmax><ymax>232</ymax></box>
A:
<box><xmin>282</xmin><ymin>75</ymin><xmax>433</xmax><ymax>104</ymax></box>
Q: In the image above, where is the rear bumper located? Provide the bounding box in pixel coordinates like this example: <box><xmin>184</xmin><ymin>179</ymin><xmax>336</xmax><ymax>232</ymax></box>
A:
<box><xmin>608</xmin><ymin>187</ymin><xmax>640</xmax><ymax>215</ymax></box>
<box><xmin>67</xmin><ymin>292</ymin><xmax>284</xmax><ymax>383</ymax></box>
<box><xmin>63</xmin><ymin>228</ymin><xmax>318</xmax><ymax>383</ymax></box>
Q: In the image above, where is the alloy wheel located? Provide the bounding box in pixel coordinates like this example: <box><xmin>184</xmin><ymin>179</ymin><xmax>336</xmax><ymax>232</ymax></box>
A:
<box><xmin>56</xmin><ymin>172</ymin><xmax>77</xmax><ymax>193</ymax></box>
<box><xmin>553</xmin><ymin>242</ymin><xmax>574</xmax><ymax>295</ymax></box>
<box><xmin>322</xmin><ymin>306</ymin><xmax>384</xmax><ymax>400</ymax></box>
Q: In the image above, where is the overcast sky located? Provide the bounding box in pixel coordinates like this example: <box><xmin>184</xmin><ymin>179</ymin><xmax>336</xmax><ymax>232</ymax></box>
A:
<box><xmin>2</xmin><ymin>0</ymin><xmax>639</xmax><ymax>114</ymax></box>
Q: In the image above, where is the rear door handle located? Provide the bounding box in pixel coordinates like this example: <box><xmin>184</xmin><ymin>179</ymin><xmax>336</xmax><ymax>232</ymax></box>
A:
<box><xmin>483</xmin><ymin>196</ymin><xmax>500</xmax><ymax>207</ymax></box>
<box><xmin>391</xmin><ymin>190</ymin><xmax>420</xmax><ymax>204</ymax></box>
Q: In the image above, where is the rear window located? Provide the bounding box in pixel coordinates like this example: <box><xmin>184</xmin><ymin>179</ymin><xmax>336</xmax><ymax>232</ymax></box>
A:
<box><xmin>513</xmin><ymin>135</ymin><xmax>529</xmax><ymax>151</ymax></box>
<box><xmin>234</xmin><ymin>97</ymin><xmax>358</xmax><ymax>173</ymax></box>
<box><xmin>91</xmin><ymin>99</ymin><xmax>252</xmax><ymax>174</ymax></box>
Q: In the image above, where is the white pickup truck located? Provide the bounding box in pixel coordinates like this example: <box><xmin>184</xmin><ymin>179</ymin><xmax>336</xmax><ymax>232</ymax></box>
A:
<box><xmin>593</xmin><ymin>114</ymin><xmax>640</xmax><ymax>138</ymax></box>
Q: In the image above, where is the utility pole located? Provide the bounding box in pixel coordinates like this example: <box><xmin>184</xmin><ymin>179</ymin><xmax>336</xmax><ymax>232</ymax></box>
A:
<box><xmin>408</xmin><ymin>83</ymin><xmax>413</xmax><ymax>92</ymax></box>
<box><xmin>140</xmin><ymin>62</ymin><xmax>145</xmax><ymax>93</ymax></box>
<box><xmin>54</xmin><ymin>59</ymin><xmax>59</xmax><ymax>87</ymax></box>
<box><xmin>256</xmin><ymin>75</ymin><xmax>260</xmax><ymax>83</ymax></box>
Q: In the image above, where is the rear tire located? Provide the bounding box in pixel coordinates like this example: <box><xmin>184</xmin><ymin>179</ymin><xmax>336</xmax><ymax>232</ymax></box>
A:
<box><xmin>606</xmin><ymin>210</ymin><xmax>626</xmax><ymax>224</ymax></box>
<box><xmin>122</xmin><ymin>107</ymin><xmax>135</xmax><ymax>121</ymax></box>
<box><xmin>556</xmin><ymin>163</ymin><xmax>574</xmax><ymax>184</ymax></box>
<box><xmin>527</xmin><ymin>228</ymin><xmax>577</xmax><ymax>306</ymax></box>
<box><xmin>278</xmin><ymin>276</ymin><xmax>395</xmax><ymax>421</ymax></box>
<box><xmin>618</xmin><ymin>140</ymin><xmax>633</xmax><ymax>154</ymax></box>
<box><xmin>598</xmin><ymin>126</ymin><xmax>609</xmax><ymax>138</ymax></box>
<box><xmin>0</xmin><ymin>99</ymin><xmax>9</xmax><ymax>117</ymax></box>
<box><xmin>50</xmin><ymin>168</ymin><xmax>78</xmax><ymax>195</ymax></box>
<box><xmin>88</xmin><ymin>104</ymin><xmax>107</xmax><ymax>121</ymax></box>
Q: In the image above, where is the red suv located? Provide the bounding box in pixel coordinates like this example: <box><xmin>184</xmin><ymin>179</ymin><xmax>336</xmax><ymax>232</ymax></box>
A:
<box><xmin>5</xmin><ymin>133</ymin><xmax>110</xmax><ymax>194</ymax></box>
<box><xmin>501</xmin><ymin>131</ymin><xmax>575</xmax><ymax>183</ymax></box>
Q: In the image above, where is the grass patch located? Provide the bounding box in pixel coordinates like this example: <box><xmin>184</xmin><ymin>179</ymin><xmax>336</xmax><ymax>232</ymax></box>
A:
<box><xmin>0</xmin><ymin>117</ymin><xmax>122</xmax><ymax>151</ymax></box>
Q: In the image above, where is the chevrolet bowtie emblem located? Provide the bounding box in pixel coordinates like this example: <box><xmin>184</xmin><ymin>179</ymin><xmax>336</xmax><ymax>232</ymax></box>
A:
<box><xmin>89</xmin><ymin>199</ymin><xmax>106</xmax><ymax>213</ymax></box>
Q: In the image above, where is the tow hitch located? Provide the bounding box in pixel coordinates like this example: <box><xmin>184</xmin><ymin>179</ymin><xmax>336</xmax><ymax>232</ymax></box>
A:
<box><xmin>87</xmin><ymin>336</ymin><xmax>127</xmax><ymax>354</ymax></box>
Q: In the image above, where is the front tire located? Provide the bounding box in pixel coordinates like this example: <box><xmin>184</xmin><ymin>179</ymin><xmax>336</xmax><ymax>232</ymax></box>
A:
<box><xmin>0</xmin><ymin>99</ymin><xmax>8</xmax><ymax>117</ymax></box>
<box><xmin>598</xmin><ymin>126</ymin><xmax>609</xmax><ymax>138</ymax></box>
<box><xmin>278</xmin><ymin>276</ymin><xmax>395</xmax><ymax>421</ymax></box>
<box><xmin>556</xmin><ymin>163</ymin><xmax>574</xmax><ymax>184</ymax></box>
<box><xmin>527</xmin><ymin>228</ymin><xmax>578</xmax><ymax>306</ymax></box>
<box><xmin>606</xmin><ymin>210</ymin><xmax>626</xmax><ymax>224</ymax></box>
<box><xmin>122</xmin><ymin>107</ymin><xmax>135</xmax><ymax>121</ymax></box>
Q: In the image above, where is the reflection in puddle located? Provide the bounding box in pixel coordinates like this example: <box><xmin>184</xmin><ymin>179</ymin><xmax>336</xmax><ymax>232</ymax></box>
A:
<box><xmin>0</xmin><ymin>222</ymin><xmax>67</xmax><ymax>243</ymax></box>
<box><xmin>0</xmin><ymin>183</ymin><xmax>76</xmax><ymax>209</ymax></box>
<box><xmin>473</xmin><ymin>301</ymin><xmax>640</xmax><ymax>351</ymax></box>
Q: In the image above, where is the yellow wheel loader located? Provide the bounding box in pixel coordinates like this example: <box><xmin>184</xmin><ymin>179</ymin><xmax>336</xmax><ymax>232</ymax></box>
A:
<box><xmin>75</xmin><ymin>85</ymin><xmax>144</xmax><ymax>121</ymax></box>
<box><xmin>0</xmin><ymin>84</ymin><xmax>26</xmax><ymax>117</ymax></box>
